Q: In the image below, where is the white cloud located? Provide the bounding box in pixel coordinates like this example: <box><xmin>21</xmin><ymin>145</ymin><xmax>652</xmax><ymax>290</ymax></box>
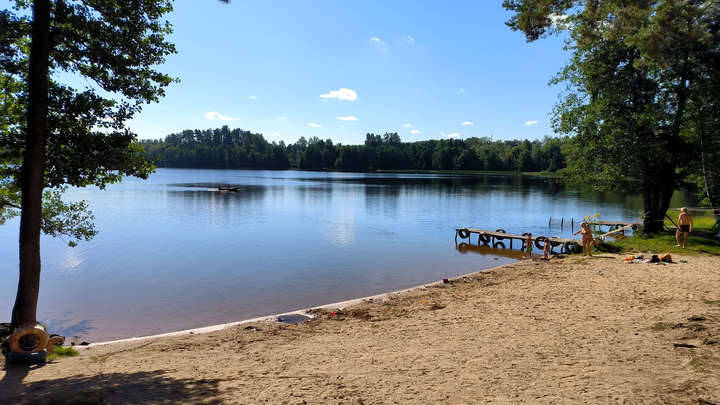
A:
<box><xmin>278</xmin><ymin>116</ymin><xmax>287</xmax><ymax>120</ymax></box>
<box><xmin>320</xmin><ymin>88</ymin><xmax>358</xmax><ymax>101</ymax></box>
<box><xmin>410</xmin><ymin>129</ymin><xmax>421</xmax><ymax>135</ymax></box>
<box><xmin>248</xmin><ymin>95</ymin><xmax>257</xmax><ymax>100</ymax></box>
<box><xmin>203</xmin><ymin>111</ymin><xmax>240</xmax><ymax>121</ymax></box>
<box><xmin>403</xmin><ymin>124</ymin><xmax>412</xmax><ymax>128</ymax></box>
<box><xmin>370</xmin><ymin>37</ymin><xmax>387</xmax><ymax>50</ymax></box>
<box><xmin>337</xmin><ymin>116</ymin><xmax>358</xmax><ymax>121</ymax></box>
<box><xmin>442</xmin><ymin>132</ymin><xmax>460</xmax><ymax>138</ymax></box>
<box><xmin>462</xmin><ymin>121</ymin><xmax>474</xmax><ymax>126</ymax></box>
<box><xmin>457</xmin><ymin>88</ymin><xmax>465</xmax><ymax>93</ymax></box>
<box><xmin>524</xmin><ymin>120</ymin><xmax>540</xmax><ymax>126</ymax></box>
<box><xmin>392</xmin><ymin>35</ymin><xmax>415</xmax><ymax>45</ymax></box>
<box><xmin>549</xmin><ymin>13</ymin><xmax>570</xmax><ymax>29</ymax></box>
<box><xmin>270</xmin><ymin>133</ymin><xmax>281</xmax><ymax>137</ymax></box>
<box><xmin>307</xmin><ymin>123</ymin><xmax>323</xmax><ymax>128</ymax></box>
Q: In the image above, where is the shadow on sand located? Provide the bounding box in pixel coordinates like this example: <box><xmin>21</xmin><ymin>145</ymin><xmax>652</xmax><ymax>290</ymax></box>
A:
<box><xmin>0</xmin><ymin>363</ymin><xmax>223</xmax><ymax>404</ymax></box>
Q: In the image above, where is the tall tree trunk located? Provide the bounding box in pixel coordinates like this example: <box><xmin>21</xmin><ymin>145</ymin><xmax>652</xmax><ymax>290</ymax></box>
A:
<box><xmin>11</xmin><ymin>0</ymin><xmax>51</xmax><ymax>329</ymax></box>
<box><xmin>642</xmin><ymin>165</ymin><xmax>676</xmax><ymax>234</ymax></box>
<box><xmin>696</xmin><ymin>107</ymin><xmax>717</xmax><ymax>209</ymax></box>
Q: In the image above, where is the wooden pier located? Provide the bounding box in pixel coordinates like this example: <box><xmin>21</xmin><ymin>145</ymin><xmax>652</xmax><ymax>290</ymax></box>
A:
<box><xmin>590</xmin><ymin>221</ymin><xmax>638</xmax><ymax>231</ymax></box>
<box><xmin>455</xmin><ymin>228</ymin><xmax>582</xmax><ymax>254</ymax></box>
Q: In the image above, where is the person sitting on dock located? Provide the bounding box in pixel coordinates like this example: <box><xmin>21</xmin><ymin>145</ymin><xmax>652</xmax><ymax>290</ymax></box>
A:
<box><xmin>676</xmin><ymin>207</ymin><xmax>693</xmax><ymax>248</ymax></box>
<box><xmin>524</xmin><ymin>233</ymin><xmax>533</xmax><ymax>259</ymax></box>
<box><xmin>574</xmin><ymin>222</ymin><xmax>594</xmax><ymax>256</ymax></box>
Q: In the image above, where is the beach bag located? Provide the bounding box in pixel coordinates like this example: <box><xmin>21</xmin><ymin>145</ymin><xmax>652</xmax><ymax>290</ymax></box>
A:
<box><xmin>660</xmin><ymin>253</ymin><xmax>672</xmax><ymax>263</ymax></box>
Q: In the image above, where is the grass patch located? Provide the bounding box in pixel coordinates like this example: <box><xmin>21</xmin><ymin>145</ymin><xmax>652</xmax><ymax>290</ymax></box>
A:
<box><xmin>703</xmin><ymin>300</ymin><xmax>720</xmax><ymax>306</ymax></box>
<box><xmin>610</xmin><ymin>231</ymin><xmax>720</xmax><ymax>256</ymax></box>
<box><xmin>595</xmin><ymin>241</ymin><xmax>621</xmax><ymax>253</ymax></box>
<box><xmin>689</xmin><ymin>353</ymin><xmax>720</xmax><ymax>373</ymax></box>
<box><xmin>47</xmin><ymin>346</ymin><xmax>80</xmax><ymax>361</ymax></box>
<box><xmin>664</xmin><ymin>216</ymin><xmax>718</xmax><ymax>231</ymax></box>
<box><xmin>650</xmin><ymin>322</ymin><xmax>675</xmax><ymax>331</ymax></box>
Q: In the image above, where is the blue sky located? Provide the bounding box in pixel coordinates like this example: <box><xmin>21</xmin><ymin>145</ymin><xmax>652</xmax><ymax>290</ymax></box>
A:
<box><xmin>128</xmin><ymin>0</ymin><xmax>570</xmax><ymax>145</ymax></box>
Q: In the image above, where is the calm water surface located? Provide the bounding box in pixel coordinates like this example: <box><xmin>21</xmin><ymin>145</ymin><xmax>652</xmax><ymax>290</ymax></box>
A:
<box><xmin>0</xmin><ymin>169</ymin><xmax>695</xmax><ymax>342</ymax></box>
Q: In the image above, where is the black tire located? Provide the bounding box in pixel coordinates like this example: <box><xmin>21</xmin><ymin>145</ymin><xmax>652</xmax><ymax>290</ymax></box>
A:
<box><xmin>549</xmin><ymin>237</ymin><xmax>562</xmax><ymax>247</ymax></box>
<box><xmin>534</xmin><ymin>236</ymin><xmax>547</xmax><ymax>250</ymax></box>
<box><xmin>565</xmin><ymin>241</ymin><xmax>579</xmax><ymax>253</ymax></box>
<box><xmin>7</xmin><ymin>350</ymin><xmax>47</xmax><ymax>364</ymax></box>
<box><xmin>495</xmin><ymin>228</ymin><xmax>506</xmax><ymax>240</ymax></box>
<box><xmin>458</xmin><ymin>228</ymin><xmax>471</xmax><ymax>239</ymax></box>
<box><xmin>478</xmin><ymin>233</ymin><xmax>491</xmax><ymax>244</ymax></box>
<box><xmin>493</xmin><ymin>241</ymin><xmax>506</xmax><ymax>249</ymax></box>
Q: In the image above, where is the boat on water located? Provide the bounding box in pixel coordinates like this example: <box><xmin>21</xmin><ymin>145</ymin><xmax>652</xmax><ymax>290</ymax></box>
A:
<box><xmin>217</xmin><ymin>185</ymin><xmax>239</xmax><ymax>191</ymax></box>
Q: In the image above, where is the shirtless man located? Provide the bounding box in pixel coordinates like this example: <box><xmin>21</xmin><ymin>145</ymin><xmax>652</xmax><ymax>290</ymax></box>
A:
<box><xmin>676</xmin><ymin>207</ymin><xmax>693</xmax><ymax>248</ymax></box>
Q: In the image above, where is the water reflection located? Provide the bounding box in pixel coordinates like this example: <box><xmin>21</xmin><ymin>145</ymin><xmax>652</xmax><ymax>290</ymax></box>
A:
<box><xmin>40</xmin><ymin>313</ymin><xmax>96</xmax><ymax>342</ymax></box>
<box><xmin>456</xmin><ymin>242</ymin><xmax>527</xmax><ymax>260</ymax></box>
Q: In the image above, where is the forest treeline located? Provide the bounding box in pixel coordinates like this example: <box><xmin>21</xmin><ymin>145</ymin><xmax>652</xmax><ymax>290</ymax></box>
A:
<box><xmin>139</xmin><ymin>126</ymin><xmax>568</xmax><ymax>172</ymax></box>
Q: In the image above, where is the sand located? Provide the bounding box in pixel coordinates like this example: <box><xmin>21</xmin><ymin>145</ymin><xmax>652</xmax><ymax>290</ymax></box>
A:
<box><xmin>1</xmin><ymin>252</ymin><xmax>720</xmax><ymax>404</ymax></box>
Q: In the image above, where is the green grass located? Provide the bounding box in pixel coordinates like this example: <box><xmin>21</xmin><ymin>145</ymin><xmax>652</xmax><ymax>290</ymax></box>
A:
<box><xmin>664</xmin><ymin>216</ymin><xmax>718</xmax><ymax>230</ymax></box>
<box><xmin>610</xmin><ymin>231</ymin><xmax>720</xmax><ymax>256</ymax></box>
<box><xmin>47</xmin><ymin>346</ymin><xmax>80</xmax><ymax>361</ymax></box>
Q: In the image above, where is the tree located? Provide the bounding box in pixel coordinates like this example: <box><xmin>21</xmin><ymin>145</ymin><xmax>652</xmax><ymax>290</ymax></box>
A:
<box><xmin>1</xmin><ymin>0</ymin><xmax>229</xmax><ymax>333</ymax></box>
<box><xmin>504</xmin><ymin>0</ymin><xmax>720</xmax><ymax>232</ymax></box>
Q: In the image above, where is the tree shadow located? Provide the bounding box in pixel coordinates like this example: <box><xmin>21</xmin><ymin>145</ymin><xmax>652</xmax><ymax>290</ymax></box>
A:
<box><xmin>0</xmin><ymin>364</ymin><xmax>223</xmax><ymax>404</ymax></box>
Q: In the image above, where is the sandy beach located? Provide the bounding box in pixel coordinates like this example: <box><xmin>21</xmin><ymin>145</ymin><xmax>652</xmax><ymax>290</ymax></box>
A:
<box><xmin>2</xmin><ymin>252</ymin><xmax>719</xmax><ymax>404</ymax></box>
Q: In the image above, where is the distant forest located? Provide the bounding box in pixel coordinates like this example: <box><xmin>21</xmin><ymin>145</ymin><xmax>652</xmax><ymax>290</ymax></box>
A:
<box><xmin>138</xmin><ymin>126</ymin><xmax>569</xmax><ymax>172</ymax></box>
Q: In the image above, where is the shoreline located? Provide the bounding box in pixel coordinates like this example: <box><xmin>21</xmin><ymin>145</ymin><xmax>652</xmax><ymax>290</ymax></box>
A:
<box><xmin>2</xmin><ymin>252</ymin><xmax>719</xmax><ymax>404</ymax></box>
<box><xmin>81</xmin><ymin>266</ymin><xmax>492</xmax><ymax>347</ymax></box>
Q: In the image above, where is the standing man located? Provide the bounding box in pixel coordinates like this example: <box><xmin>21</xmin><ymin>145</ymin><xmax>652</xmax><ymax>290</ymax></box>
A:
<box><xmin>676</xmin><ymin>207</ymin><xmax>694</xmax><ymax>248</ymax></box>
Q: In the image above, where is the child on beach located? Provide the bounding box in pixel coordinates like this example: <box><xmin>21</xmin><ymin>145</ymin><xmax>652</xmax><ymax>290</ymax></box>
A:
<box><xmin>543</xmin><ymin>238</ymin><xmax>551</xmax><ymax>260</ymax></box>
<box><xmin>524</xmin><ymin>233</ymin><xmax>533</xmax><ymax>259</ymax></box>
<box><xmin>573</xmin><ymin>222</ymin><xmax>594</xmax><ymax>256</ymax></box>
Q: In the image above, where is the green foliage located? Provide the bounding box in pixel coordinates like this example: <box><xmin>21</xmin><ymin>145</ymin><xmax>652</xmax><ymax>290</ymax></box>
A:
<box><xmin>140</xmin><ymin>128</ymin><xmax>570</xmax><ymax>173</ymax></box>
<box><xmin>1</xmin><ymin>1</ymin><xmax>171</xmax><ymax>242</ymax></box>
<box><xmin>504</xmin><ymin>0</ymin><xmax>720</xmax><ymax>232</ymax></box>
<box><xmin>140</xmin><ymin>126</ymin><xmax>291</xmax><ymax>170</ymax></box>
<box><xmin>1</xmin><ymin>0</ymin><xmax>212</xmax><ymax>328</ymax></box>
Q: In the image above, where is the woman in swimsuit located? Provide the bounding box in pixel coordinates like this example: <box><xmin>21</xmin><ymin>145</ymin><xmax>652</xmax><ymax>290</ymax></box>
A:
<box><xmin>573</xmin><ymin>222</ymin><xmax>594</xmax><ymax>256</ymax></box>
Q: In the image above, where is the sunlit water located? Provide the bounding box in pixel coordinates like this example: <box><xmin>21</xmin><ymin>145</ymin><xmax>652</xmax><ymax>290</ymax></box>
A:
<box><xmin>0</xmin><ymin>169</ymin><xmax>697</xmax><ymax>342</ymax></box>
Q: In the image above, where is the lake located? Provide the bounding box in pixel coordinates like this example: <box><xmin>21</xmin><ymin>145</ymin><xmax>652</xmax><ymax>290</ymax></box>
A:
<box><xmin>0</xmin><ymin>169</ymin><xmax>697</xmax><ymax>343</ymax></box>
